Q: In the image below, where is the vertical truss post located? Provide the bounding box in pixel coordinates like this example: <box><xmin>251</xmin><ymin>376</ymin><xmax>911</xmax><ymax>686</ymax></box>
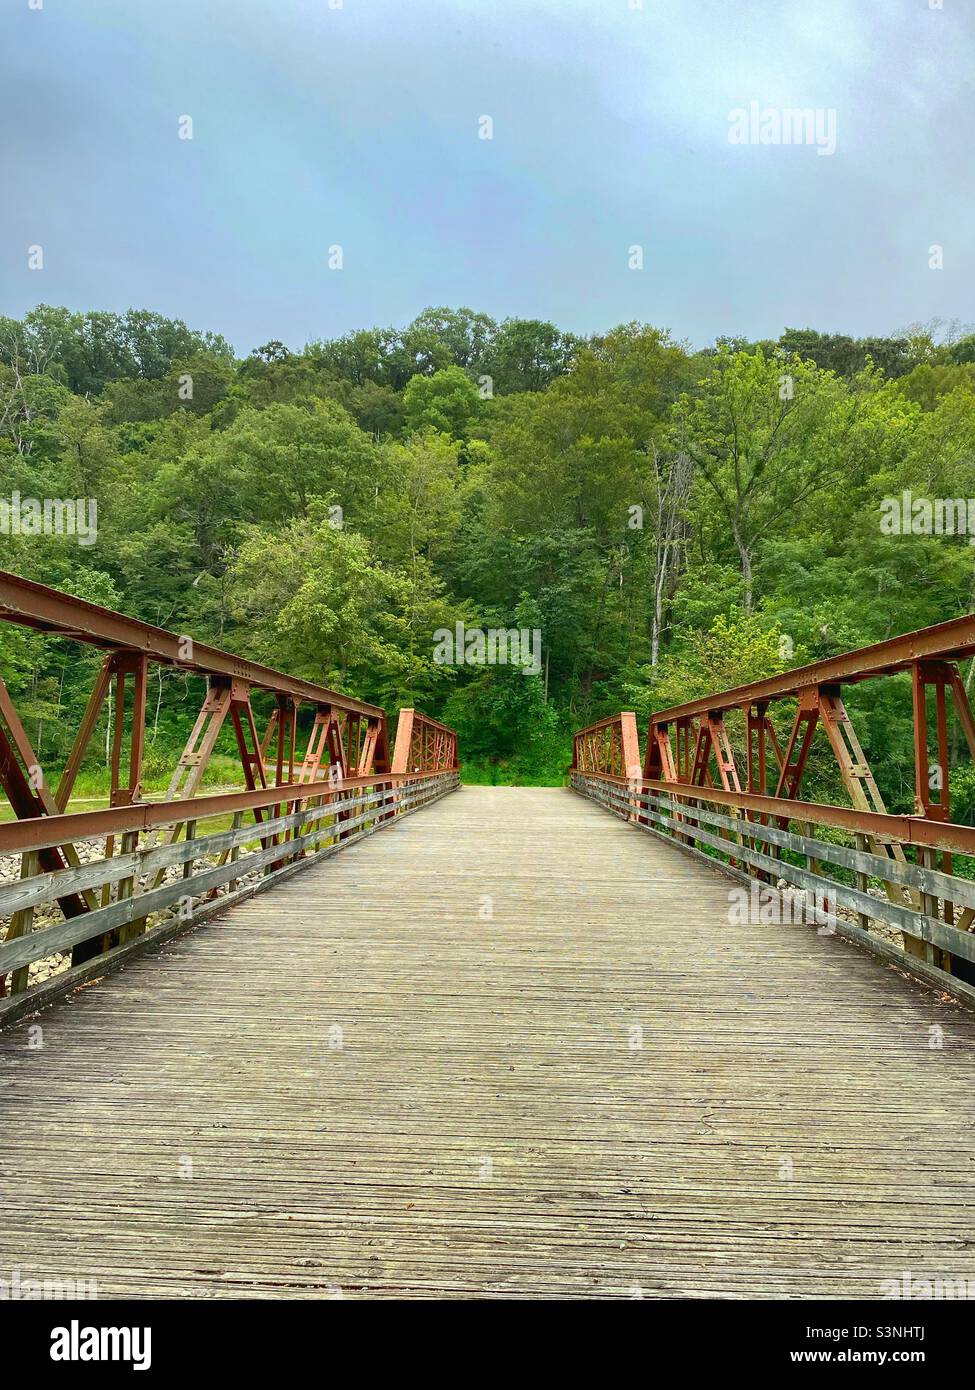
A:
<box><xmin>706</xmin><ymin>714</ymin><xmax>741</xmax><ymax>793</ymax></box>
<box><xmin>277</xmin><ymin>697</ymin><xmax>298</xmax><ymax>783</ymax></box>
<box><xmin>139</xmin><ymin>679</ymin><xmax>236</xmax><ymax>921</ymax></box>
<box><xmin>229</xmin><ymin>681</ymin><xmax>268</xmax><ymax>795</ymax></box>
<box><xmin>677</xmin><ymin>718</ymin><xmax>693</xmax><ymax>782</ymax></box>
<box><xmin>690</xmin><ymin>719</ymin><xmax>713</xmax><ymax>787</ymax></box>
<box><xmin>745</xmin><ymin>702</ymin><xmax>769</xmax><ymax>872</ymax></box>
<box><xmin>227</xmin><ymin>681</ymin><xmax>280</xmax><ymax>862</ymax></box>
<box><xmin>913</xmin><ymin>662</ymin><xmax>952</xmax><ymax>822</ymax></box>
<box><xmin>325</xmin><ymin>711</ymin><xmax>349</xmax><ymax>778</ymax></box>
<box><xmin>272</xmin><ymin>695</ymin><xmax>298</xmax><ymax>854</ymax></box>
<box><xmin>293</xmin><ymin>706</ymin><xmax>339</xmax><ymax>850</ymax></box>
<box><xmin>83</xmin><ymin>652</ymin><xmax>150</xmax><ymax>958</ymax></box>
<box><xmin>744</xmin><ymin>703</ymin><xmax>781</xmax><ymax>781</ymax></box>
<box><xmin>772</xmin><ymin>690</ymin><xmax>822</xmax><ymax>877</ymax></box>
<box><xmin>357</xmin><ymin>715</ymin><xmax>383</xmax><ymax>775</ymax></box>
<box><xmin>109</xmin><ymin>653</ymin><xmax>149</xmax><ymax>809</ymax></box>
<box><xmin>674</xmin><ymin>719</ymin><xmax>692</xmax><ymax>837</ymax></box>
<box><xmin>391</xmin><ymin>708</ymin><xmax>416</xmax><ymax>775</ymax></box>
<box><xmin>325</xmin><ymin>709</ymin><xmax>352</xmax><ymax>842</ymax></box>
<box><xmin>706</xmin><ymin>713</ymin><xmax>742</xmax><ymax>862</ymax></box>
<box><xmin>911</xmin><ymin>662</ymin><xmax>955</xmax><ymax>966</ymax></box>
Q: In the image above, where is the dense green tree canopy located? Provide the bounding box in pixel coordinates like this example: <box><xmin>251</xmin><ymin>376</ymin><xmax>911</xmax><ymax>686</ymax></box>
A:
<box><xmin>1</xmin><ymin>303</ymin><xmax>973</xmax><ymax>796</ymax></box>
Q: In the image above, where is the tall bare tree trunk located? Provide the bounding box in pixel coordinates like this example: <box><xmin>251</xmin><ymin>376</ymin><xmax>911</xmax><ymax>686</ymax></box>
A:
<box><xmin>650</xmin><ymin>449</ymin><xmax>692</xmax><ymax>664</ymax></box>
<box><xmin>731</xmin><ymin>519</ymin><xmax>753</xmax><ymax>614</ymax></box>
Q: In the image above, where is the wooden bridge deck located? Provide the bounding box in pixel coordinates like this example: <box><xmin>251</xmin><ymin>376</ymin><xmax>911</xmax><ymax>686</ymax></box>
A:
<box><xmin>1</xmin><ymin>785</ymin><xmax>974</xmax><ymax>1299</ymax></box>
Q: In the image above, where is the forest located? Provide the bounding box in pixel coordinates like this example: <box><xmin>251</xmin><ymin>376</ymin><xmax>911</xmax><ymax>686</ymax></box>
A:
<box><xmin>2</xmin><ymin>303</ymin><xmax>975</xmax><ymax>811</ymax></box>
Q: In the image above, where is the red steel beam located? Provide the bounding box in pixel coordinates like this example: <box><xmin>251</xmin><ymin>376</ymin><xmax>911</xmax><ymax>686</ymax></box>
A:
<box><xmin>650</xmin><ymin>610</ymin><xmax>975</xmax><ymax>726</ymax></box>
<box><xmin>0</xmin><ymin>569</ymin><xmax>383</xmax><ymax>719</ymax></box>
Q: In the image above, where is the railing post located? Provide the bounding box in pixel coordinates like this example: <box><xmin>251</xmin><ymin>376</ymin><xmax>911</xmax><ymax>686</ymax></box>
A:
<box><xmin>117</xmin><ymin>830</ymin><xmax>142</xmax><ymax>945</ymax></box>
<box><xmin>229</xmin><ymin>811</ymin><xmax>244</xmax><ymax>893</ymax></box>
<box><xmin>184</xmin><ymin>819</ymin><xmax>197</xmax><ymax>887</ymax></box>
<box><xmin>8</xmin><ymin>850</ymin><xmax>39</xmax><ymax>995</ymax></box>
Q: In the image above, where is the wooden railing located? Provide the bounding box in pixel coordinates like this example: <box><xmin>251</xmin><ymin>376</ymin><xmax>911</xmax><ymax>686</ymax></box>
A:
<box><xmin>571</xmin><ymin>611</ymin><xmax>975</xmax><ymax>1010</ymax></box>
<box><xmin>570</xmin><ymin>768</ymin><xmax>975</xmax><ymax>1009</ymax></box>
<box><xmin>0</xmin><ymin>769</ymin><xmax>459</xmax><ymax>1026</ymax></box>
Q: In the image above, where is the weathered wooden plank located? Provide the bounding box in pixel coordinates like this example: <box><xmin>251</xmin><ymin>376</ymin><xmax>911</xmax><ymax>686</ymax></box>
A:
<box><xmin>0</xmin><ymin>785</ymin><xmax>974</xmax><ymax>1300</ymax></box>
<box><xmin>0</xmin><ymin>777</ymin><xmax>457</xmax><ymax>1024</ymax></box>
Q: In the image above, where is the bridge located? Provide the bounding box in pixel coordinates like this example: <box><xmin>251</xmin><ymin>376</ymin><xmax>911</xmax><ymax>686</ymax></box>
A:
<box><xmin>1</xmin><ymin>573</ymin><xmax>975</xmax><ymax>1299</ymax></box>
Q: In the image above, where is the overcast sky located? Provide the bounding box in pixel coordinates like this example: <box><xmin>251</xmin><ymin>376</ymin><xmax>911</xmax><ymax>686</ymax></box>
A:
<box><xmin>1</xmin><ymin>0</ymin><xmax>971</xmax><ymax>354</ymax></box>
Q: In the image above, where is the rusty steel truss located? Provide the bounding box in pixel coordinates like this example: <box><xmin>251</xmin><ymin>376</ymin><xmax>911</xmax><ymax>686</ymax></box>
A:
<box><xmin>0</xmin><ymin>572</ymin><xmax>459</xmax><ymax>1004</ymax></box>
<box><xmin>390</xmin><ymin>708</ymin><xmax>459</xmax><ymax>774</ymax></box>
<box><xmin>643</xmin><ymin>616</ymin><xmax>975</xmax><ymax>827</ymax></box>
<box><xmin>571</xmin><ymin>613</ymin><xmax>975</xmax><ymax>1004</ymax></box>
<box><xmin>571</xmin><ymin>712</ymin><xmax>642</xmax><ymax>782</ymax></box>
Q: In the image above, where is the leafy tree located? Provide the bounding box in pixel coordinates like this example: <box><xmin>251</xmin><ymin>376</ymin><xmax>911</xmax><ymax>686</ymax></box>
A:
<box><xmin>227</xmin><ymin>511</ymin><xmax>465</xmax><ymax>708</ymax></box>
<box><xmin>679</xmin><ymin>347</ymin><xmax>852</xmax><ymax>612</ymax></box>
<box><xmin>949</xmin><ymin>334</ymin><xmax>975</xmax><ymax>366</ymax></box>
<box><xmin>319</xmin><ymin>378</ymin><xmax>405</xmax><ymax>438</ymax></box>
<box><xmin>306</xmin><ymin>327</ymin><xmax>414</xmax><ymax>389</ymax></box>
<box><xmin>251</xmin><ymin>341</ymin><xmax>292</xmax><ymax>364</ymax></box>
<box><xmin>441</xmin><ymin>666</ymin><xmax>567</xmax><ymax>783</ymax></box>
<box><xmin>403</xmin><ymin>366</ymin><xmax>481</xmax><ymax>437</ymax></box>
<box><xmin>894</xmin><ymin>363</ymin><xmax>975</xmax><ymax>412</ymax></box>
<box><xmin>480</xmin><ymin>318</ymin><xmax>579</xmax><ymax>394</ymax></box>
<box><xmin>402</xmin><ymin>306</ymin><xmax>496</xmax><ymax>372</ymax></box>
<box><xmin>641</xmin><ymin>612</ymin><xmax>794</xmax><ymax>713</ymax></box>
<box><xmin>4</xmin><ymin>305</ymin><xmax>232</xmax><ymax>394</ymax></box>
<box><xmin>4</xmin><ymin>300</ymin><xmax>975</xmax><ymax>792</ymax></box>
